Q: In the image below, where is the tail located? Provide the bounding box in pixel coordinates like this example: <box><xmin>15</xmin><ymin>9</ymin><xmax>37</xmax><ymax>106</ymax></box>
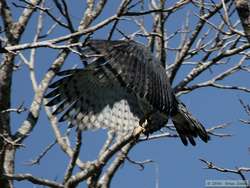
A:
<box><xmin>170</xmin><ymin>99</ymin><xmax>210</xmax><ymax>146</ymax></box>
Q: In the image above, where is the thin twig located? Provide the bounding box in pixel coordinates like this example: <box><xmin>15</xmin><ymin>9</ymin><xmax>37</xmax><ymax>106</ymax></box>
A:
<box><xmin>25</xmin><ymin>140</ymin><xmax>57</xmax><ymax>165</ymax></box>
<box><xmin>63</xmin><ymin>131</ymin><xmax>82</xmax><ymax>183</ymax></box>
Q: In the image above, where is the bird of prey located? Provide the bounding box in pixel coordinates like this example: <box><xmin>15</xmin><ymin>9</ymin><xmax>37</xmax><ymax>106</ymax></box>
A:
<box><xmin>45</xmin><ymin>40</ymin><xmax>210</xmax><ymax>146</ymax></box>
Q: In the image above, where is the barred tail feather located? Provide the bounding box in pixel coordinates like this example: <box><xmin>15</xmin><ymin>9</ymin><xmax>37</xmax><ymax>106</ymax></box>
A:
<box><xmin>171</xmin><ymin>101</ymin><xmax>210</xmax><ymax>146</ymax></box>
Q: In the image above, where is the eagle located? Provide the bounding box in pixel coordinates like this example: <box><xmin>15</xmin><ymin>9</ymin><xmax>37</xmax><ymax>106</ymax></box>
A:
<box><xmin>45</xmin><ymin>40</ymin><xmax>210</xmax><ymax>146</ymax></box>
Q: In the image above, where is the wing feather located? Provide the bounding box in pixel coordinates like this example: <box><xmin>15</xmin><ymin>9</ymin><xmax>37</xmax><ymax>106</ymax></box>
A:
<box><xmin>83</xmin><ymin>40</ymin><xmax>174</xmax><ymax>112</ymax></box>
<box><xmin>45</xmin><ymin>67</ymin><xmax>144</xmax><ymax>134</ymax></box>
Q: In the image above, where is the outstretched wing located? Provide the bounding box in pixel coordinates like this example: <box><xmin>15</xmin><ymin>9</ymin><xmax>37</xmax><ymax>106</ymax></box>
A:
<box><xmin>45</xmin><ymin>69</ymin><xmax>144</xmax><ymax>135</ymax></box>
<box><xmin>83</xmin><ymin>40</ymin><xmax>174</xmax><ymax>114</ymax></box>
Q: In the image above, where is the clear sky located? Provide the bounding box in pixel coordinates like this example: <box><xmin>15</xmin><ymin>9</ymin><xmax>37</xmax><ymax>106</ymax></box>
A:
<box><xmin>6</xmin><ymin>0</ymin><xmax>250</xmax><ymax>187</ymax></box>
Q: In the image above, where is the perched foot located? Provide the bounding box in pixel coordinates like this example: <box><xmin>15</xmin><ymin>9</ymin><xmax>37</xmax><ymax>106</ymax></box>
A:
<box><xmin>139</xmin><ymin>113</ymin><xmax>154</xmax><ymax>139</ymax></box>
<box><xmin>132</xmin><ymin>126</ymin><xmax>145</xmax><ymax>138</ymax></box>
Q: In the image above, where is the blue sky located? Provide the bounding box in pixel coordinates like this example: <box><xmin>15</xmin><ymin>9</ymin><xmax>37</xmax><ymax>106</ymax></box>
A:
<box><xmin>5</xmin><ymin>0</ymin><xmax>250</xmax><ymax>187</ymax></box>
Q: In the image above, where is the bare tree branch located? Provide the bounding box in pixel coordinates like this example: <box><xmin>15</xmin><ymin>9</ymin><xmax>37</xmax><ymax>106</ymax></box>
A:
<box><xmin>175</xmin><ymin>43</ymin><xmax>250</xmax><ymax>93</ymax></box>
<box><xmin>0</xmin><ymin>1</ymin><xmax>42</xmax><ymax>187</ymax></box>
<box><xmin>97</xmin><ymin>141</ymin><xmax>135</xmax><ymax>188</ymax></box>
<box><xmin>176</xmin><ymin>55</ymin><xmax>250</xmax><ymax>94</ymax></box>
<box><xmin>200</xmin><ymin>158</ymin><xmax>250</xmax><ymax>188</ymax></box>
<box><xmin>64</xmin><ymin>127</ymin><xmax>143</xmax><ymax>188</ymax></box>
<box><xmin>169</xmin><ymin>0</ymin><xmax>230</xmax><ymax>84</ymax></box>
<box><xmin>63</xmin><ymin>131</ymin><xmax>82</xmax><ymax>183</ymax></box>
<box><xmin>3</xmin><ymin>173</ymin><xmax>64</xmax><ymax>188</ymax></box>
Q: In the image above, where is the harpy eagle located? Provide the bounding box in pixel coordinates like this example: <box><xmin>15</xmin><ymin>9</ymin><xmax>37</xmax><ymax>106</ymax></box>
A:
<box><xmin>45</xmin><ymin>40</ymin><xmax>210</xmax><ymax>146</ymax></box>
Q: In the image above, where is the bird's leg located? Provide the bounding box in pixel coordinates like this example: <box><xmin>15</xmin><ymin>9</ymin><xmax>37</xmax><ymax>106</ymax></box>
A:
<box><xmin>139</xmin><ymin>115</ymin><xmax>148</xmax><ymax>130</ymax></box>
<box><xmin>131</xmin><ymin>114</ymin><xmax>150</xmax><ymax>140</ymax></box>
<box><xmin>132</xmin><ymin>126</ymin><xmax>144</xmax><ymax>138</ymax></box>
<box><xmin>139</xmin><ymin>111</ymin><xmax>155</xmax><ymax>138</ymax></box>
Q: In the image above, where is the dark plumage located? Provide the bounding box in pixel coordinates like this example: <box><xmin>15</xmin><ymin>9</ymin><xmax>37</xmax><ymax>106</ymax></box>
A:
<box><xmin>45</xmin><ymin>40</ymin><xmax>210</xmax><ymax>145</ymax></box>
